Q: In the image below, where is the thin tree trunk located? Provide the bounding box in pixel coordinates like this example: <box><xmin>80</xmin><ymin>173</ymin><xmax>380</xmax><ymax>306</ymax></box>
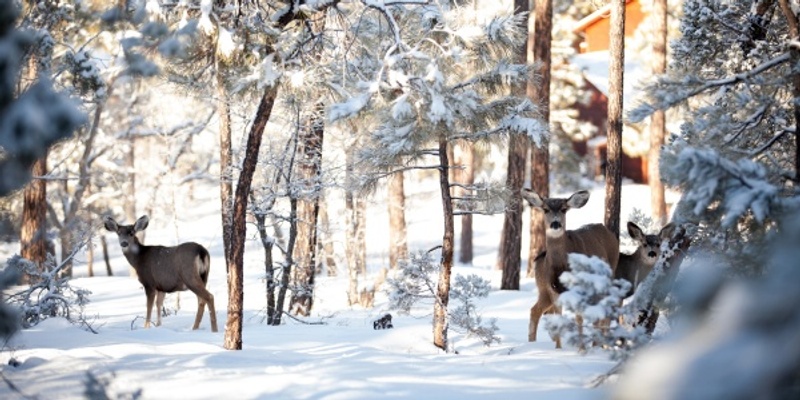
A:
<box><xmin>102</xmin><ymin>235</ymin><xmax>113</xmax><ymax>276</ymax></box>
<box><xmin>527</xmin><ymin>0</ymin><xmax>552</xmax><ymax>278</ymax></box>
<box><xmin>273</xmin><ymin>197</ymin><xmax>297</xmax><ymax>326</ymax></box>
<box><xmin>433</xmin><ymin>137</ymin><xmax>455</xmax><ymax>352</ymax></box>
<box><xmin>216</xmin><ymin>63</ymin><xmax>235</xmax><ymax>271</ymax></box>
<box><xmin>225</xmin><ymin>85</ymin><xmax>279</xmax><ymax>350</ymax></box>
<box><xmin>255</xmin><ymin>212</ymin><xmax>277</xmax><ymax>323</ymax></box>
<box><xmin>457</xmin><ymin>141</ymin><xmax>474</xmax><ymax>264</ymax></box>
<box><xmin>345</xmin><ymin>146</ymin><xmax>366</xmax><ymax>305</ymax></box>
<box><xmin>649</xmin><ymin>0</ymin><xmax>668</xmax><ymax>224</ymax></box>
<box><xmin>20</xmin><ymin>156</ymin><xmax>48</xmax><ymax>284</ymax></box>
<box><xmin>124</xmin><ymin>136</ymin><xmax>138</xmax><ymax>279</ymax></box>
<box><xmin>317</xmin><ymin>194</ymin><xmax>337</xmax><ymax>276</ymax></box>
<box><xmin>388</xmin><ymin>171</ymin><xmax>408</xmax><ymax>269</ymax></box>
<box><xmin>290</xmin><ymin>108</ymin><xmax>324</xmax><ymax>317</ymax></box>
<box><xmin>777</xmin><ymin>0</ymin><xmax>800</xmax><ymax>181</ymax></box>
<box><xmin>87</xmin><ymin>240</ymin><xmax>94</xmax><ymax>277</ymax></box>
<box><xmin>605</xmin><ymin>0</ymin><xmax>625</xmax><ymax>239</ymax></box>
<box><xmin>498</xmin><ymin>0</ymin><xmax>530</xmax><ymax>289</ymax></box>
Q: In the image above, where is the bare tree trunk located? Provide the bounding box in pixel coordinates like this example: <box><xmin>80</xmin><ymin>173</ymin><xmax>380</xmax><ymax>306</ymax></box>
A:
<box><xmin>456</xmin><ymin>141</ymin><xmax>474</xmax><ymax>264</ymax></box>
<box><xmin>605</xmin><ymin>0</ymin><xmax>626</xmax><ymax>239</ymax></box>
<box><xmin>345</xmin><ymin>146</ymin><xmax>366</xmax><ymax>305</ymax></box>
<box><xmin>777</xmin><ymin>0</ymin><xmax>800</xmax><ymax>181</ymax></box>
<box><xmin>527</xmin><ymin>0</ymin><xmax>552</xmax><ymax>278</ymax></box>
<box><xmin>124</xmin><ymin>136</ymin><xmax>138</xmax><ymax>279</ymax></box>
<box><xmin>21</xmin><ymin>157</ymin><xmax>47</xmax><ymax>284</ymax></box>
<box><xmin>290</xmin><ymin>108</ymin><xmax>324</xmax><ymax>317</ymax></box>
<box><xmin>87</xmin><ymin>240</ymin><xmax>94</xmax><ymax>277</ymax></box>
<box><xmin>317</xmin><ymin>194</ymin><xmax>337</xmax><ymax>276</ymax></box>
<box><xmin>498</xmin><ymin>0</ymin><xmax>530</xmax><ymax>289</ymax></box>
<box><xmin>388</xmin><ymin>171</ymin><xmax>408</xmax><ymax>269</ymax></box>
<box><xmin>216</xmin><ymin>62</ymin><xmax>235</xmax><ymax>271</ymax></box>
<box><xmin>102</xmin><ymin>235</ymin><xmax>113</xmax><ymax>276</ymax></box>
<box><xmin>254</xmin><ymin>212</ymin><xmax>277</xmax><ymax>323</ymax></box>
<box><xmin>433</xmin><ymin>137</ymin><xmax>455</xmax><ymax>352</ymax></box>
<box><xmin>225</xmin><ymin>85</ymin><xmax>279</xmax><ymax>350</ymax></box>
<box><xmin>273</xmin><ymin>197</ymin><xmax>297</xmax><ymax>326</ymax></box>
<box><xmin>649</xmin><ymin>0</ymin><xmax>668</xmax><ymax>224</ymax></box>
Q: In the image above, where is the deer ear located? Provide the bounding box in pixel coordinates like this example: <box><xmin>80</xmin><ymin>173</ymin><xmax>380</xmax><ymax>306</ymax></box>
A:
<box><xmin>627</xmin><ymin>221</ymin><xmax>645</xmax><ymax>242</ymax></box>
<box><xmin>134</xmin><ymin>216</ymin><xmax>150</xmax><ymax>232</ymax></box>
<box><xmin>659</xmin><ymin>223</ymin><xmax>676</xmax><ymax>240</ymax></box>
<box><xmin>521</xmin><ymin>188</ymin><xmax>544</xmax><ymax>208</ymax></box>
<box><xmin>566</xmin><ymin>190</ymin><xmax>590</xmax><ymax>209</ymax></box>
<box><xmin>103</xmin><ymin>216</ymin><xmax>118</xmax><ymax>232</ymax></box>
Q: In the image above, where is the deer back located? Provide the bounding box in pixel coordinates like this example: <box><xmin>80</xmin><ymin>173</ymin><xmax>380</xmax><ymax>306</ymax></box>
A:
<box><xmin>564</xmin><ymin>223</ymin><xmax>620</xmax><ymax>270</ymax></box>
<box><xmin>133</xmin><ymin>243</ymin><xmax>210</xmax><ymax>293</ymax></box>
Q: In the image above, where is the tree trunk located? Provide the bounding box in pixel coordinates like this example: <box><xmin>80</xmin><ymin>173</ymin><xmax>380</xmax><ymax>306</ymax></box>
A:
<box><xmin>216</xmin><ymin>63</ymin><xmax>235</xmax><ymax>271</ymax></box>
<box><xmin>388</xmin><ymin>171</ymin><xmax>408</xmax><ymax>269</ymax></box>
<box><xmin>498</xmin><ymin>0</ymin><xmax>530</xmax><ymax>289</ymax></box>
<box><xmin>345</xmin><ymin>142</ymin><xmax>366</xmax><ymax>304</ymax></box>
<box><xmin>433</xmin><ymin>137</ymin><xmax>455</xmax><ymax>352</ymax></box>
<box><xmin>649</xmin><ymin>0</ymin><xmax>668</xmax><ymax>224</ymax></box>
<box><xmin>124</xmin><ymin>136</ymin><xmax>138</xmax><ymax>279</ymax></box>
<box><xmin>102</xmin><ymin>235</ymin><xmax>113</xmax><ymax>276</ymax></box>
<box><xmin>777</xmin><ymin>0</ymin><xmax>800</xmax><ymax>181</ymax></box>
<box><xmin>255</xmin><ymin>212</ymin><xmax>277</xmax><ymax>323</ymax></box>
<box><xmin>224</xmin><ymin>85</ymin><xmax>279</xmax><ymax>350</ymax></box>
<box><xmin>605</xmin><ymin>0</ymin><xmax>625</xmax><ymax>239</ymax></box>
<box><xmin>456</xmin><ymin>141</ymin><xmax>474</xmax><ymax>264</ymax></box>
<box><xmin>273</xmin><ymin>197</ymin><xmax>297</xmax><ymax>326</ymax></box>
<box><xmin>290</xmin><ymin>108</ymin><xmax>325</xmax><ymax>317</ymax></box>
<box><xmin>317</xmin><ymin>194</ymin><xmax>337</xmax><ymax>276</ymax></box>
<box><xmin>20</xmin><ymin>156</ymin><xmax>48</xmax><ymax>284</ymax></box>
<box><xmin>527</xmin><ymin>0</ymin><xmax>552</xmax><ymax>278</ymax></box>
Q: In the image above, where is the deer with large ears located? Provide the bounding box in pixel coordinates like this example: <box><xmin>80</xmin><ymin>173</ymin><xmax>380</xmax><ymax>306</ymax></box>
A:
<box><xmin>103</xmin><ymin>215</ymin><xmax>218</xmax><ymax>332</ymax></box>
<box><xmin>615</xmin><ymin>221</ymin><xmax>675</xmax><ymax>298</ymax></box>
<box><xmin>522</xmin><ymin>189</ymin><xmax>619</xmax><ymax>348</ymax></box>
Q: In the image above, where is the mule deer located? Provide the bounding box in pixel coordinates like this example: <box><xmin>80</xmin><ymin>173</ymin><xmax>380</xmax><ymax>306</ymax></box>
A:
<box><xmin>103</xmin><ymin>215</ymin><xmax>218</xmax><ymax>332</ymax></box>
<box><xmin>522</xmin><ymin>189</ymin><xmax>619</xmax><ymax>348</ymax></box>
<box><xmin>615</xmin><ymin>221</ymin><xmax>675</xmax><ymax>298</ymax></box>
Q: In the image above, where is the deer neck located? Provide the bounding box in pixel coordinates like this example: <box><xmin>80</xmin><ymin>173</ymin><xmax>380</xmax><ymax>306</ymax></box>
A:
<box><xmin>122</xmin><ymin>239</ymin><xmax>145</xmax><ymax>265</ymax></box>
<box><xmin>544</xmin><ymin>234</ymin><xmax>571</xmax><ymax>267</ymax></box>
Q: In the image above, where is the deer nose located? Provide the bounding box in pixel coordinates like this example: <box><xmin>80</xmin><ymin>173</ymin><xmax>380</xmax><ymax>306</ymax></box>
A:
<box><xmin>121</xmin><ymin>241</ymin><xmax>129</xmax><ymax>248</ymax></box>
<box><xmin>648</xmin><ymin>251</ymin><xmax>657</xmax><ymax>258</ymax></box>
<box><xmin>549</xmin><ymin>221</ymin><xmax>562</xmax><ymax>231</ymax></box>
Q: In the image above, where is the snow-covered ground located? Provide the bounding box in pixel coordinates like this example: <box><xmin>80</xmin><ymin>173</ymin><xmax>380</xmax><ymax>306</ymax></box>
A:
<box><xmin>0</xmin><ymin>182</ymin><xmax>661</xmax><ymax>399</ymax></box>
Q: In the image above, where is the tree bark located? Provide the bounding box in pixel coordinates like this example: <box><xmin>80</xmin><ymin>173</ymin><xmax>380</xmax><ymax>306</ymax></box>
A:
<box><xmin>124</xmin><ymin>136</ymin><xmax>138</xmax><ymax>279</ymax></box>
<box><xmin>649</xmin><ymin>0</ymin><xmax>668</xmax><ymax>224</ymax></box>
<box><xmin>605</xmin><ymin>0</ymin><xmax>625</xmax><ymax>239</ymax></box>
<box><xmin>433</xmin><ymin>136</ymin><xmax>455</xmax><ymax>351</ymax></box>
<box><xmin>290</xmin><ymin>107</ymin><xmax>324</xmax><ymax>317</ymax></box>
<box><xmin>224</xmin><ymin>85</ymin><xmax>279</xmax><ymax>350</ymax></box>
<box><xmin>317</xmin><ymin>194</ymin><xmax>337</xmax><ymax>276</ymax></box>
<box><xmin>345</xmin><ymin>142</ymin><xmax>367</xmax><ymax>305</ymax></box>
<box><xmin>457</xmin><ymin>141</ymin><xmax>474</xmax><ymax>264</ymax></box>
<box><xmin>498</xmin><ymin>0</ymin><xmax>530</xmax><ymax>289</ymax></box>
<box><xmin>388</xmin><ymin>171</ymin><xmax>408</xmax><ymax>269</ymax></box>
<box><xmin>216</xmin><ymin>62</ymin><xmax>235</xmax><ymax>271</ymax></box>
<box><xmin>527</xmin><ymin>0</ymin><xmax>552</xmax><ymax>278</ymax></box>
<box><xmin>20</xmin><ymin>156</ymin><xmax>48</xmax><ymax>284</ymax></box>
<box><xmin>777</xmin><ymin>0</ymin><xmax>800</xmax><ymax>181</ymax></box>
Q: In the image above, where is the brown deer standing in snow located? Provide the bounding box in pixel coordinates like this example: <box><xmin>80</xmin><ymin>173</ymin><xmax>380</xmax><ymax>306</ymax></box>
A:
<box><xmin>522</xmin><ymin>189</ymin><xmax>619</xmax><ymax>348</ymax></box>
<box><xmin>103</xmin><ymin>215</ymin><xmax>218</xmax><ymax>332</ymax></box>
<box><xmin>615</xmin><ymin>221</ymin><xmax>675</xmax><ymax>298</ymax></box>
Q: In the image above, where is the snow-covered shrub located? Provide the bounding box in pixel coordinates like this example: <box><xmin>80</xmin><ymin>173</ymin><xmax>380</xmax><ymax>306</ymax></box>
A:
<box><xmin>5</xmin><ymin>255</ymin><xmax>91</xmax><ymax>330</ymax></box>
<box><xmin>386</xmin><ymin>250</ymin><xmax>500</xmax><ymax>347</ymax></box>
<box><xmin>544</xmin><ymin>254</ymin><xmax>640</xmax><ymax>354</ymax></box>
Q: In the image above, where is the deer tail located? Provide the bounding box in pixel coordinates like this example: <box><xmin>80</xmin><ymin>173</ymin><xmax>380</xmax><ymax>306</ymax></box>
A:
<box><xmin>196</xmin><ymin>248</ymin><xmax>211</xmax><ymax>284</ymax></box>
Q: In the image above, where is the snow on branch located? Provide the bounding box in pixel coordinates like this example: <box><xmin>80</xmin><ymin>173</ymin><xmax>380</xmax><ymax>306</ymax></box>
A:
<box><xmin>627</xmin><ymin>52</ymin><xmax>791</xmax><ymax>123</ymax></box>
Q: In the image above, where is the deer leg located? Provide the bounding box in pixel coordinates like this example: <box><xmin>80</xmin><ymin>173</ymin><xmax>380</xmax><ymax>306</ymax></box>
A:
<box><xmin>144</xmin><ymin>287</ymin><xmax>155</xmax><ymax>329</ymax></box>
<box><xmin>191</xmin><ymin>287</ymin><xmax>217</xmax><ymax>332</ymax></box>
<box><xmin>529</xmin><ymin>295</ymin><xmax>554</xmax><ymax>342</ymax></box>
<box><xmin>155</xmin><ymin>291</ymin><xmax>165</xmax><ymax>327</ymax></box>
